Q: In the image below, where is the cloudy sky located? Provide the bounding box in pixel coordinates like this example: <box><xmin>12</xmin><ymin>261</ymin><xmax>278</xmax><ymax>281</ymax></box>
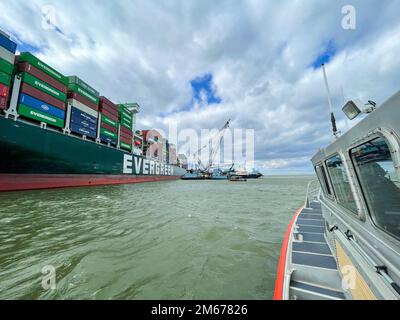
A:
<box><xmin>1</xmin><ymin>0</ymin><xmax>400</xmax><ymax>174</ymax></box>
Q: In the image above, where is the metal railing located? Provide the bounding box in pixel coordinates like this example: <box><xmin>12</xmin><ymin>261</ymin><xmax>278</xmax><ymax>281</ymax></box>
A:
<box><xmin>304</xmin><ymin>179</ymin><xmax>321</xmax><ymax>208</ymax></box>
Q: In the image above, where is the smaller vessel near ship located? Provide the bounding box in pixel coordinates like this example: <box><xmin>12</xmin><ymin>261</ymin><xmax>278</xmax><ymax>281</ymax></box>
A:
<box><xmin>181</xmin><ymin>120</ymin><xmax>263</xmax><ymax>181</ymax></box>
<box><xmin>228</xmin><ymin>168</ymin><xmax>263</xmax><ymax>180</ymax></box>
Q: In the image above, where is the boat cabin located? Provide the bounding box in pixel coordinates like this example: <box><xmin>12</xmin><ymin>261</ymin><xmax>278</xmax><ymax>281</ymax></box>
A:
<box><xmin>310</xmin><ymin>90</ymin><xmax>400</xmax><ymax>299</ymax></box>
<box><xmin>275</xmin><ymin>90</ymin><xmax>400</xmax><ymax>300</ymax></box>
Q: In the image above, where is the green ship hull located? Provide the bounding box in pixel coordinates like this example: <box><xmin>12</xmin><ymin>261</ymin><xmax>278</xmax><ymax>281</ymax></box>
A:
<box><xmin>0</xmin><ymin>115</ymin><xmax>186</xmax><ymax>191</ymax></box>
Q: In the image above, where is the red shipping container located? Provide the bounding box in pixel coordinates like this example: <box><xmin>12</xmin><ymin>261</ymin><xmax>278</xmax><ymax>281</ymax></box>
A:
<box><xmin>120</xmin><ymin>125</ymin><xmax>133</xmax><ymax>136</ymax></box>
<box><xmin>99</xmin><ymin>96</ymin><xmax>117</xmax><ymax>110</ymax></box>
<box><xmin>99</xmin><ymin>101</ymin><xmax>119</xmax><ymax>117</ymax></box>
<box><xmin>17</xmin><ymin>62</ymin><xmax>67</xmax><ymax>93</ymax></box>
<box><xmin>0</xmin><ymin>95</ymin><xmax>8</xmax><ymax>110</ymax></box>
<box><xmin>120</xmin><ymin>136</ymin><xmax>132</xmax><ymax>145</ymax></box>
<box><xmin>101</xmin><ymin>110</ymin><xmax>118</xmax><ymax>123</ymax></box>
<box><xmin>20</xmin><ymin>83</ymin><xmax>66</xmax><ymax>111</ymax></box>
<box><xmin>101</xmin><ymin>122</ymin><xmax>118</xmax><ymax>133</ymax></box>
<box><xmin>120</xmin><ymin>131</ymin><xmax>132</xmax><ymax>140</ymax></box>
<box><xmin>67</xmin><ymin>91</ymin><xmax>99</xmax><ymax>111</ymax></box>
<box><xmin>0</xmin><ymin>83</ymin><xmax>10</xmax><ymax>98</ymax></box>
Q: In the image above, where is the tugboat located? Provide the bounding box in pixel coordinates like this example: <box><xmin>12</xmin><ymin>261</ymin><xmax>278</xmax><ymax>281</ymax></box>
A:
<box><xmin>273</xmin><ymin>65</ymin><xmax>400</xmax><ymax>300</ymax></box>
<box><xmin>181</xmin><ymin>169</ymin><xmax>208</xmax><ymax>180</ymax></box>
<box><xmin>246</xmin><ymin>168</ymin><xmax>263</xmax><ymax>179</ymax></box>
<box><xmin>229</xmin><ymin>175</ymin><xmax>247</xmax><ymax>182</ymax></box>
<box><xmin>228</xmin><ymin>167</ymin><xmax>263</xmax><ymax>180</ymax></box>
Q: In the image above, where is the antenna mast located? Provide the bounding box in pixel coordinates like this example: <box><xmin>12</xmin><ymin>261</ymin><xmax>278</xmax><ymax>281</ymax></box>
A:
<box><xmin>322</xmin><ymin>64</ymin><xmax>338</xmax><ymax>137</ymax></box>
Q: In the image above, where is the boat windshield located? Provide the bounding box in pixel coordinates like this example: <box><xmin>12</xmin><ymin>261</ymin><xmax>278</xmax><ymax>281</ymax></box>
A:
<box><xmin>325</xmin><ymin>154</ymin><xmax>358</xmax><ymax>214</ymax></box>
<box><xmin>351</xmin><ymin>137</ymin><xmax>400</xmax><ymax>240</ymax></box>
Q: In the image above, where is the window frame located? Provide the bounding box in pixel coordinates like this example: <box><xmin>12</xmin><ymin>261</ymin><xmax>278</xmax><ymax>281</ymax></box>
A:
<box><xmin>324</xmin><ymin>152</ymin><xmax>359</xmax><ymax>216</ymax></box>
<box><xmin>315</xmin><ymin>163</ymin><xmax>334</xmax><ymax>198</ymax></box>
<box><xmin>349</xmin><ymin>133</ymin><xmax>400</xmax><ymax>241</ymax></box>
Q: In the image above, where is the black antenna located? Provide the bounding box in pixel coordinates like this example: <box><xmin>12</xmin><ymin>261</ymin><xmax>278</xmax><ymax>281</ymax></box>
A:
<box><xmin>322</xmin><ymin>64</ymin><xmax>338</xmax><ymax>137</ymax></box>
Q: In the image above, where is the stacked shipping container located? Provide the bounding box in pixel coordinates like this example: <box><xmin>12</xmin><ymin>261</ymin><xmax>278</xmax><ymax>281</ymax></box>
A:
<box><xmin>118</xmin><ymin>104</ymin><xmax>133</xmax><ymax>151</ymax></box>
<box><xmin>0</xmin><ymin>29</ymin><xmax>166</xmax><ymax>160</ymax></box>
<box><xmin>134</xmin><ymin>130</ymin><xmax>143</xmax><ymax>154</ymax></box>
<box><xmin>99</xmin><ymin>96</ymin><xmax>119</xmax><ymax>146</ymax></box>
<box><xmin>67</xmin><ymin>76</ymin><xmax>99</xmax><ymax>139</ymax></box>
<box><xmin>169</xmin><ymin>143</ymin><xmax>177</xmax><ymax>165</ymax></box>
<box><xmin>16</xmin><ymin>52</ymin><xmax>67</xmax><ymax>128</ymax></box>
<box><xmin>0</xmin><ymin>32</ymin><xmax>16</xmax><ymax>110</ymax></box>
<box><xmin>164</xmin><ymin>139</ymin><xmax>169</xmax><ymax>164</ymax></box>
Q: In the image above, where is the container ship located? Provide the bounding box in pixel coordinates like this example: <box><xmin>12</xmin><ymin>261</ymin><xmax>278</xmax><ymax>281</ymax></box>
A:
<box><xmin>0</xmin><ymin>30</ymin><xmax>186</xmax><ymax>192</ymax></box>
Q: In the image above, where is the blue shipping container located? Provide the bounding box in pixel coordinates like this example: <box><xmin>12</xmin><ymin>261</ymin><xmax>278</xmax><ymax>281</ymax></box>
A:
<box><xmin>70</xmin><ymin>113</ymin><xmax>97</xmax><ymax>131</ymax></box>
<box><xmin>19</xmin><ymin>93</ymin><xmax>65</xmax><ymax>120</ymax></box>
<box><xmin>71</xmin><ymin>123</ymin><xmax>97</xmax><ymax>139</ymax></box>
<box><xmin>0</xmin><ymin>32</ymin><xmax>17</xmax><ymax>54</ymax></box>
<box><xmin>101</xmin><ymin>135</ymin><xmax>117</xmax><ymax>145</ymax></box>
<box><xmin>71</xmin><ymin>106</ymin><xmax>97</xmax><ymax>125</ymax></box>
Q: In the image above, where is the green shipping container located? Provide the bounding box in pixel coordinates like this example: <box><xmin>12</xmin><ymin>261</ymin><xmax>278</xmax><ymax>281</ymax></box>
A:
<box><xmin>118</xmin><ymin>104</ymin><xmax>129</xmax><ymax>111</ymax></box>
<box><xmin>118</xmin><ymin>103</ymin><xmax>139</xmax><ymax>110</ymax></box>
<box><xmin>0</xmin><ymin>57</ymin><xmax>13</xmax><ymax>75</ymax></box>
<box><xmin>18</xmin><ymin>52</ymin><xmax>67</xmax><ymax>85</ymax></box>
<box><xmin>20</xmin><ymin>72</ymin><xmax>67</xmax><ymax>102</ymax></box>
<box><xmin>0</xmin><ymin>71</ymin><xmax>11</xmax><ymax>86</ymax></box>
<box><xmin>119</xmin><ymin>108</ymin><xmax>131</xmax><ymax>115</ymax></box>
<box><xmin>101</xmin><ymin>114</ymin><xmax>118</xmax><ymax>128</ymax></box>
<box><xmin>120</xmin><ymin>121</ymin><xmax>132</xmax><ymax>130</ymax></box>
<box><xmin>67</xmin><ymin>76</ymin><xmax>99</xmax><ymax>98</ymax></box>
<box><xmin>118</xmin><ymin>105</ymin><xmax>133</xmax><ymax>117</ymax></box>
<box><xmin>119</xmin><ymin>114</ymin><xmax>132</xmax><ymax>125</ymax></box>
<box><xmin>18</xmin><ymin>104</ymin><xmax>65</xmax><ymax>128</ymax></box>
<box><xmin>120</xmin><ymin>141</ymin><xmax>132</xmax><ymax>151</ymax></box>
<box><xmin>67</xmin><ymin>83</ymin><xmax>99</xmax><ymax>105</ymax></box>
<box><xmin>119</xmin><ymin>109</ymin><xmax>132</xmax><ymax>117</ymax></box>
<box><xmin>100</xmin><ymin>127</ymin><xmax>117</xmax><ymax>139</ymax></box>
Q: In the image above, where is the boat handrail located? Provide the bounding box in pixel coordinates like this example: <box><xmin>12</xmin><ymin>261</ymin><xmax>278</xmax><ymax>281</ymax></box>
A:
<box><xmin>304</xmin><ymin>179</ymin><xmax>320</xmax><ymax>208</ymax></box>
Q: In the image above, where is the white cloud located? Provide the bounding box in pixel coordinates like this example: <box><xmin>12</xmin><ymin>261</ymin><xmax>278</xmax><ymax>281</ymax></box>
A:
<box><xmin>1</xmin><ymin>0</ymin><xmax>400</xmax><ymax>173</ymax></box>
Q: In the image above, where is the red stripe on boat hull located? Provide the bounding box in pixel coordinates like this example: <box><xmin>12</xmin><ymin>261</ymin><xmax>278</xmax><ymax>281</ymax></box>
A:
<box><xmin>0</xmin><ymin>174</ymin><xmax>181</xmax><ymax>192</ymax></box>
<box><xmin>273</xmin><ymin>206</ymin><xmax>303</xmax><ymax>300</ymax></box>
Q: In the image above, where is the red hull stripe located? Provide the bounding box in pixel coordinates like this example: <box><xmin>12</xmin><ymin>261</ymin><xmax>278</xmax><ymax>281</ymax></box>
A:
<box><xmin>273</xmin><ymin>206</ymin><xmax>303</xmax><ymax>300</ymax></box>
<box><xmin>0</xmin><ymin>174</ymin><xmax>181</xmax><ymax>192</ymax></box>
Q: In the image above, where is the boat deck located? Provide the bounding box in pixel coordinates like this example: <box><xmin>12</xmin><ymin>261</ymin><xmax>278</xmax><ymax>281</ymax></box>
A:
<box><xmin>288</xmin><ymin>202</ymin><xmax>346</xmax><ymax>300</ymax></box>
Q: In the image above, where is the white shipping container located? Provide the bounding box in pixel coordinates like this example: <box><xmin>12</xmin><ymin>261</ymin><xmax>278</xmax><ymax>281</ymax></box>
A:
<box><xmin>68</xmin><ymin>98</ymin><xmax>98</xmax><ymax>118</ymax></box>
<box><xmin>0</xmin><ymin>45</ymin><xmax>15</xmax><ymax>64</ymax></box>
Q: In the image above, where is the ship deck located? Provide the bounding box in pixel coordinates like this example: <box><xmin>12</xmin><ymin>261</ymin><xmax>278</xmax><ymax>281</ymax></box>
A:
<box><xmin>275</xmin><ymin>201</ymin><xmax>346</xmax><ymax>300</ymax></box>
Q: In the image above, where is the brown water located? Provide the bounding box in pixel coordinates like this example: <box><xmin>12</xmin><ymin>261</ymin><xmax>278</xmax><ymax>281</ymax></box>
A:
<box><xmin>0</xmin><ymin>176</ymin><xmax>312</xmax><ymax>299</ymax></box>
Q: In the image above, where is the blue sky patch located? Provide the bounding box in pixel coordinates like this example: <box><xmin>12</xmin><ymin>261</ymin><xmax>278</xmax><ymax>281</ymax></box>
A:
<box><xmin>158</xmin><ymin>73</ymin><xmax>221</xmax><ymax>117</ymax></box>
<box><xmin>311</xmin><ymin>40</ymin><xmax>337</xmax><ymax>69</ymax></box>
<box><xmin>191</xmin><ymin>73</ymin><xmax>221</xmax><ymax>105</ymax></box>
<box><xmin>16</xmin><ymin>40</ymin><xmax>41</xmax><ymax>54</ymax></box>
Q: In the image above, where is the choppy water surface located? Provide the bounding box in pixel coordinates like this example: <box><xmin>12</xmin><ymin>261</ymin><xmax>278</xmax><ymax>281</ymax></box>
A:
<box><xmin>0</xmin><ymin>176</ymin><xmax>312</xmax><ymax>299</ymax></box>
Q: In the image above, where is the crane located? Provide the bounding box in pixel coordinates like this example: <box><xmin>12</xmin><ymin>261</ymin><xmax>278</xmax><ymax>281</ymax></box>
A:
<box><xmin>192</xmin><ymin>119</ymin><xmax>231</xmax><ymax>173</ymax></box>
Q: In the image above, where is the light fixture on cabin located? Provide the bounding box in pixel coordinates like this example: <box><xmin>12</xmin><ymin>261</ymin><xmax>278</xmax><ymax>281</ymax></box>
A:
<box><xmin>342</xmin><ymin>99</ymin><xmax>377</xmax><ymax>120</ymax></box>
